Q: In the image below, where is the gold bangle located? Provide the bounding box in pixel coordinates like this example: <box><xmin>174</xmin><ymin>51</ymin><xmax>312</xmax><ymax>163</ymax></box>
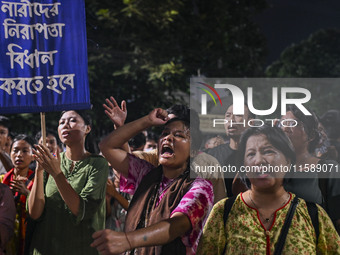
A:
<box><xmin>125</xmin><ymin>232</ymin><xmax>132</xmax><ymax>251</ymax></box>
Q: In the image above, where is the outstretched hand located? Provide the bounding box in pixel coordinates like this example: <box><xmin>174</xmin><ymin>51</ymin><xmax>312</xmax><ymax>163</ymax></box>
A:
<box><xmin>103</xmin><ymin>96</ymin><xmax>127</xmax><ymax>128</ymax></box>
<box><xmin>33</xmin><ymin>144</ymin><xmax>61</xmax><ymax>178</ymax></box>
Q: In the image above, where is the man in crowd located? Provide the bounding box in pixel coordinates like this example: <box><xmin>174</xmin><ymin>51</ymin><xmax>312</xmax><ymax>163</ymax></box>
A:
<box><xmin>0</xmin><ymin>116</ymin><xmax>13</xmax><ymax>175</ymax></box>
<box><xmin>205</xmin><ymin>104</ymin><xmax>255</xmax><ymax>196</ymax></box>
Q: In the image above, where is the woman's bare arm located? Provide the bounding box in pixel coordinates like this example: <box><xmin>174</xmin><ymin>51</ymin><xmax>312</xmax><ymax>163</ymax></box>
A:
<box><xmin>28</xmin><ymin>160</ymin><xmax>45</xmax><ymax>220</ymax></box>
<box><xmin>91</xmin><ymin>212</ymin><xmax>191</xmax><ymax>254</ymax></box>
<box><xmin>99</xmin><ymin>108</ymin><xmax>168</xmax><ymax>178</ymax></box>
<box><xmin>33</xmin><ymin>145</ymin><xmax>81</xmax><ymax>216</ymax></box>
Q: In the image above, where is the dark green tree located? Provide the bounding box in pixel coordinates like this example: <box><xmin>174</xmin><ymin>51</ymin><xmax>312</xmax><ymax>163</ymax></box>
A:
<box><xmin>85</xmin><ymin>0</ymin><xmax>268</xmax><ymax>135</ymax></box>
<box><xmin>5</xmin><ymin>0</ymin><xmax>268</xmax><ymax>144</ymax></box>
<box><xmin>265</xmin><ymin>28</ymin><xmax>340</xmax><ymax>115</ymax></box>
<box><xmin>266</xmin><ymin>29</ymin><xmax>340</xmax><ymax>78</ymax></box>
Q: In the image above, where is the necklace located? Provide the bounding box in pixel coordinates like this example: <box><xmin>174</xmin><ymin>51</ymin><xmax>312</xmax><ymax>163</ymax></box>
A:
<box><xmin>66</xmin><ymin>152</ymin><xmax>90</xmax><ymax>173</ymax></box>
<box><xmin>69</xmin><ymin>160</ymin><xmax>79</xmax><ymax>173</ymax></box>
<box><xmin>249</xmin><ymin>191</ymin><xmax>290</xmax><ymax>223</ymax></box>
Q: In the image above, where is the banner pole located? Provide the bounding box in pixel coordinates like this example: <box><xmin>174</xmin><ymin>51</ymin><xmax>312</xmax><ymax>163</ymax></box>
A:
<box><xmin>40</xmin><ymin>112</ymin><xmax>46</xmax><ymax>146</ymax></box>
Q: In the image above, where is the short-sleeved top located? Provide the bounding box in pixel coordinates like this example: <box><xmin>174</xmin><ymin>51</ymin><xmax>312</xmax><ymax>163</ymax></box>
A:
<box><xmin>120</xmin><ymin>154</ymin><xmax>214</xmax><ymax>254</ymax></box>
<box><xmin>205</xmin><ymin>143</ymin><xmax>237</xmax><ymax>197</ymax></box>
<box><xmin>0</xmin><ymin>161</ymin><xmax>6</xmax><ymax>175</ymax></box>
<box><xmin>29</xmin><ymin>152</ymin><xmax>109</xmax><ymax>255</ymax></box>
<box><xmin>197</xmin><ymin>193</ymin><xmax>340</xmax><ymax>255</ymax></box>
<box><xmin>132</xmin><ymin>149</ymin><xmax>159</xmax><ymax>167</ymax></box>
<box><xmin>0</xmin><ymin>183</ymin><xmax>16</xmax><ymax>251</ymax></box>
<box><xmin>284</xmin><ymin>172</ymin><xmax>323</xmax><ymax>204</ymax></box>
<box><xmin>0</xmin><ymin>152</ymin><xmax>10</xmax><ymax>175</ymax></box>
<box><xmin>204</xmin><ymin>143</ymin><xmax>236</xmax><ymax>168</ymax></box>
<box><xmin>1</xmin><ymin>168</ymin><xmax>34</xmax><ymax>255</ymax></box>
<box><xmin>133</xmin><ymin>149</ymin><xmax>226</xmax><ymax>204</ymax></box>
<box><xmin>285</xmin><ymin>159</ymin><xmax>340</xmax><ymax>220</ymax></box>
<box><xmin>191</xmin><ymin>152</ymin><xmax>226</xmax><ymax>203</ymax></box>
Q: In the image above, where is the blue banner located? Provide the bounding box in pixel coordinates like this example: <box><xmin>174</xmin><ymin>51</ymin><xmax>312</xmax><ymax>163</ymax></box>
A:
<box><xmin>0</xmin><ymin>0</ymin><xmax>91</xmax><ymax>114</ymax></box>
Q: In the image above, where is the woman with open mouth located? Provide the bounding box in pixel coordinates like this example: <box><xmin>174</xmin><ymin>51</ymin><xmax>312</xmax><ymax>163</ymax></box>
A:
<box><xmin>197</xmin><ymin>125</ymin><xmax>340</xmax><ymax>255</ymax></box>
<box><xmin>28</xmin><ymin>110</ymin><xmax>109</xmax><ymax>255</ymax></box>
<box><xmin>93</xmin><ymin>108</ymin><xmax>214</xmax><ymax>255</ymax></box>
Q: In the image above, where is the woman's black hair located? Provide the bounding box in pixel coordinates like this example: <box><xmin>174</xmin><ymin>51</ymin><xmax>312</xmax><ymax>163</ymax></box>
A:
<box><xmin>236</xmin><ymin>125</ymin><xmax>296</xmax><ymax>188</ymax></box>
<box><xmin>189</xmin><ymin>109</ymin><xmax>202</xmax><ymax>151</ymax></box>
<box><xmin>128</xmin><ymin>132</ymin><xmax>146</xmax><ymax>150</ymax></box>
<box><xmin>286</xmin><ymin>105</ymin><xmax>320</xmax><ymax>153</ymax></box>
<box><xmin>11</xmin><ymin>134</ymin><xmax>35</xmax><ymax>150</ymax></box>
<box><xmin>60</xmin><ymin>110</ymin><xmax>92</xmax><ymax>126</ymax></box>
<box><xmin>146</xmin><ymin>131</ymin><xmax>158</xmax><ymax>142</ymax></box>
<box><xmin>165</xmin><ymin>117</ymin><xmax>190</xmax><ymax>129</ymax></box>
<box><xmin>0</xmin><ymin>115</ymin><xmax>10</xmax><ymax>131</ymax></box>
<box><xmin>59</xmin><ymin>110</ymin><xmax>97</xmax><ymax>153</ymax></box>
<box><xmin>166</xmin><ymin>105</ymin><xmax>189</xmax><ymax>119</ymax></box>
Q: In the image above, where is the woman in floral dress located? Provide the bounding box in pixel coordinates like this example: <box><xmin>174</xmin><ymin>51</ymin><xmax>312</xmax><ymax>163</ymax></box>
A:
<box><xmin>93</xmin><ymin>108</ymin><xmax>214</xmax><ymax>255</ymax></box>
<box><xmin>197</xmin><ymin>126</ymin><xmax>340</xmax><ymax>255</ymax></box>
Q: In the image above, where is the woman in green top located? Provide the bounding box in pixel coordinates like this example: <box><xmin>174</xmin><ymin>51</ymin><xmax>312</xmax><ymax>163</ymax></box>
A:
<box><xmin>28</xmin><ymin>110</ymin><xmax>108</xmax><ymax>255</ymax></box>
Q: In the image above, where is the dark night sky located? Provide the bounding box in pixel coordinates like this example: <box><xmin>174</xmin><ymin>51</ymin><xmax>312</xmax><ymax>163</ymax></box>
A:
<box><xmin>254</xmin><ymin>0</ymin><xmax>340</xmax><ymax>66</ymax></box>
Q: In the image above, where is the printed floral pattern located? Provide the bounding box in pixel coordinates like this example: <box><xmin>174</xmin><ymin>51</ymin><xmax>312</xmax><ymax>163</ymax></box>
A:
<box><xmin>121</xmin><ymin>154</ymin><xmax>214</xmax><ymax>254</ymax></box>
<box><xmin>197</xmin><ymin>193</ymin><xmax>340</xmax><ymax>255</ymax></box>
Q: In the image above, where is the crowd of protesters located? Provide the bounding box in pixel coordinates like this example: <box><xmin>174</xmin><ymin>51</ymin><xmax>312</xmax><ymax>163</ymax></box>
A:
<box><xmin>0</xmin><ymin>97</ymin><xmax>339</xmax><ymax>255</ymax></box>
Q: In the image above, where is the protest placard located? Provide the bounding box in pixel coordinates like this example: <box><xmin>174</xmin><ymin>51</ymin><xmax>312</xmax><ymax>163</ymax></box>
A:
<box><xmin>0</xmin><ymin>0</ymin><xmax>90</xmax><ymax>114</ymax></box>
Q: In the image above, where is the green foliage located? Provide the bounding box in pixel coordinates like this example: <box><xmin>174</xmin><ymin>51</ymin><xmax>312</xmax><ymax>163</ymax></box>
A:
<box><xmin>266</xmin><ymin>29</ymin><xmax>340</xmax><ymax>78</ymax></box>
<box><xmin>4</xmin><ymin>1</ymin><xmax>269</xmax><ymax>142</ymax></box>
<box><xmin>265</xmin><ymin>28</ymin><xmax>340</xmax><ymax>116</ymax></box>
<box><xmin>85</xmin><ymin>0</ymin><xmax>268</xmax><ymax>136</ymax></box>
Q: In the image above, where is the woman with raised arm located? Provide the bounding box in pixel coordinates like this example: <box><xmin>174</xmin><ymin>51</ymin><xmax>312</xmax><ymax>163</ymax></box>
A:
<box><xmin>28</xmin><ymin>110</ymin><xmax>108</xmax><ymax>255</ymax></box>
<box><xmin>92</xmin><ymin>108</ymin><xmax>214</xmax><ymax>255</ymax></box>
<box><xmin>103</xmin><ymin>97</ymin><xmax>226</xmax><ymax>204</ymax></box>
